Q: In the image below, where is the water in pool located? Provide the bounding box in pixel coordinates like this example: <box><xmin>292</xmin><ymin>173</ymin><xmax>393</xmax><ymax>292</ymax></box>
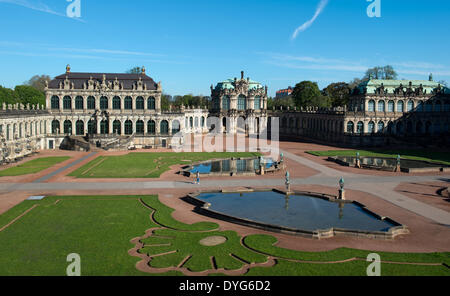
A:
<box><xmin>196</xmin><ymin>191</ymin><xmax>395</xmax><ymax>232</ymax></box>
<box><xmin>337</xmin><ymin>156</ymin><xmax>446</xmax><ymax>169</ymax></box>
<box><xmin>190</xmin><ymin>158</ymin><xmax>275</xmax><ymax>174</ymax></box>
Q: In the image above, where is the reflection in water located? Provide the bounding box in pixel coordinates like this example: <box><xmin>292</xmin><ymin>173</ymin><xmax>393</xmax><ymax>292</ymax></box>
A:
<box><xmin>190</xmin><ymin>157</ymin><xmax>275</xmax><ymax>174</ymax></box>
<box><xmin>196</xmin><ymin>191</ymin><xmax>395</xmax><ymax>232</ymax></box>
<box><xmin>337</xmin><ymin>156</ymin><xmax>446</xmax><ymax>169</ymax></box>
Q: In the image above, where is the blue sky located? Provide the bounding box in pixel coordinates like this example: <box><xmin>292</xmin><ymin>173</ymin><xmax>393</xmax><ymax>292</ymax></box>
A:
<box><xmin>0</xmin><ymin>0</ymin><xmax>449</xmax><ymax>97</ymax></box>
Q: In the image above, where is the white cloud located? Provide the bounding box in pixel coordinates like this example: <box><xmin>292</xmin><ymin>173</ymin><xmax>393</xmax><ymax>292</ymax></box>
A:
<box><xmin>292</xmin><ymin>0</ymin><xmax>329</xmax><ymax>40</ymax></box>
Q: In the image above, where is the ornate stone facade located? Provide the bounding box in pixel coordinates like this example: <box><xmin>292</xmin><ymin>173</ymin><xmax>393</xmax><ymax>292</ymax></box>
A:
<box><xmin>210</xmin><ymin>71</ymin><xmax>269</xmax><ymax>134</ymax></box>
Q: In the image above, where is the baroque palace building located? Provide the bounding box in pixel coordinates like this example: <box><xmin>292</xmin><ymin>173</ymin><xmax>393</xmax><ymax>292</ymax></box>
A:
<box><xmin>273</xmin><ymin>77</ymin><xmax>450</xmax><ymax>147</ymax></box>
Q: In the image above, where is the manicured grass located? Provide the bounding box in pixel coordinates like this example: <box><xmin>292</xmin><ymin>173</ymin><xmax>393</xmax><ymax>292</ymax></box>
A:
<box><xmin>306</xmin><ymin>149</ymin><xmax>450</xmax><ymax>165</ymax></box>
<box><xmin>69</xmin><ymin>152</ymin><xmax>261</xmax><ymax>178</ymax></box>
<box><xmin>0</xmin><ymin>157</ymin><xmax>70</xmax><ymax>176</ymax></box>
<box><xmin>0</xmin><ymin>195</ymin><xmax>448</xmax><ymax>276</ymax></box>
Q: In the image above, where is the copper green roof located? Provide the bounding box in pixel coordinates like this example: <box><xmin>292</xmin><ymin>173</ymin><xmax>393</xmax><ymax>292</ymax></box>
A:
<box><xmin>357</xmin><ymin>79</ymin><xmax>449</xmax><ymax>95</ymax></box>
<box><xmin>215</xmin><ymin>78</ymin><xmax>264</xmax><ymax>91</ymax></box>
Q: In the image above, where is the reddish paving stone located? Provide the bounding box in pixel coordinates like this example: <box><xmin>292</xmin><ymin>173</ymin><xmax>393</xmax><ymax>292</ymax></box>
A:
<box><xmin>395</xmin><ymin>181</ymin><xmax>450</xmax><ymax>212</ymax></box>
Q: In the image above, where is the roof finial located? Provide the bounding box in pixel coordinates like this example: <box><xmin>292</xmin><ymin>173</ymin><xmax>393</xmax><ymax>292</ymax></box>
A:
<box><xmin>141</xmin><ymin>66</ymin><xmax>146</xmax><ymax>75</ymax></box>
<box><xmin>429</xmin><ymin>73</ymin><xmax>433</xmax><ymax>81</ymax></box>
<box><xmin>66</xmin><ymin>64</ymin><xmax>71</xmax><ymax>73</ymax></box>
<box><xmin>241</xmin><ymin>71</ymin><xmax>244</xmax><ymax>80</ymax></box>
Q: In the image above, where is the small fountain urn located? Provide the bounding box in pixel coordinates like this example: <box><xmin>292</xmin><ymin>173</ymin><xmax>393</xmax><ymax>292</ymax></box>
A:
<box><xmin>355</xmin><ymin>152</ymin><xmax>361</xmax><ymax>169</ymax></box>
<box><xmin>285</xmin><ymin>171</ymin><xmax>291</xmax><ymax>194</ymax></box>
<box><xmin>338</xmin><ymin>177</ymin><xmax>346</xmax><ymax>200</ymax></box>
<box><xmin>395</xmin><ymin>155</ymin><xmax>401</xmax><ymax>173</ymax></box>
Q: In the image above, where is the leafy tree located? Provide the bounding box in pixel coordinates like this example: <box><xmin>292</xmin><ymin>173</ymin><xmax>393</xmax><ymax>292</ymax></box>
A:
<box><xmin>292</xmin><ymin>81</ymin><xmax>330</xmax><ymax>108</ymax></box>
<box><xmin>0</xmin><ymin>86</ymin><xmax>17</xmax><ymax>105</ymax></box>
<box><xmin>364</xmin><ymin>65</ymin><xmax>398</xmax><ymax>80</ymax></box>
<box><xmin>13</xmin><ymin>85</ymin><xmax>45</xmax><ymax>106</ymax></box>
<box><xmin>161</xmin><ymin>93</ymin><xmax>171</xmax><ymax>111</ymax></box>
<box><xmin>126</xmin><ymin>66</ymin><xmax>143</xmax><ymax>74</ymax></box>
<box><xmin>323</xmin><ymin>82</ymin><xmax>351</xmax><ymax>107</ymax></box>
<box><xmin>25</xmin><ymin>75</ymin><xmax>51</xmax><ymax>92</ymax></box>
<box><xmin>271</xmin><ymin>96</ymin><xmax>295</xmax><ymax>109</ymax></box>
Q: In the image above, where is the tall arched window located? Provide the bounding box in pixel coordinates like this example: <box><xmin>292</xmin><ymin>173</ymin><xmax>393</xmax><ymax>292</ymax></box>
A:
<box><xmin>19</xmin><ymin>123</ymin><xmax>23</xmax><ymax>138</ymax></box>
<box><xmin>377</xmin><ymin>100</ymin><xmax>385</xmax><ymax>112</ymax></box>
<box><xmin>237</xmin><ymin>95</ymin><xmax>246</xmax><ymax>110</ymax></box>
<box><xmin>136</xmin><ymin>97</ymin><xmax>144</xmax><ymax>110</ymax></box>
<box><xmin>396</xmin><ymin>122</ymin><xmax>404</xmax><ymax>135</ymax></box>
<box><xmin>113</xmin><ymin>96</ymin><xmax>121</xmax><ymax>110</ymax></box>
<box><xmin>172</xmin><ymin>120</ymin><xmax>181</xmax><ymax>134</ymax></box>
<box><xmin>76</xmin><ymin>120</ymin><xmax>84</xmax><ymax>135</ymax></box>
<box><xmin>125</xmin><ymin>97</ymin><xmax>132</xmax><ymax>110</ymax></box>
<box><xmin>425</xmin><ymin>101</ymin><xmax>433</xmax><ymax>112</ymax></box>
<box><xmin>88</xmin><ymin>119</ymin><xmax>97</xmax><ymax>135</ymax></box>
<box><xmin>388</xmin><ymin>100</ymin><xmax>395</xmax><ymax>112</ymax></box>
<box><xmin>147</xmin><ymin>97</ymin><xmax>156</xmax><ymax>110</ymax></box>
<box><xmin>64</xmin><ymin>120</ymin><xmax>72</xmax><ymax>134</ymax></box>
<box><xmin>160</xmin><ymin>120</ymin><xmax>169</xmax><ymax>135</ymax></box>
<box><xmin>194</xmin><ymin>117</ymin><xmax>199</xmax><ymax>127</ymax></box>
<box><xmin>435</xmin><ymin>100</ymin><xmax>442</xmax><ymax>112</ymax></box>
<box><xmin>368</xmin><ymin>100</ymin><xmax>375</xmax><ymax>112</ymax></box>
<box><xmin>434</xmin><ymin>122</ymin><xmax>441</xmax><ymax>134</ymax></box>
<box><xmin>201</xmin><ymin>117</ymin><xmax>205</xmax><ymax>127</ymax></box>
<box><xmin>136</xmin><ymin>120</ymin><xmax>144</xmax><ymax>134</ymax></box>
<box><xmin>377</xmin><ymin>121</ymin><xmax>385</xmax><ymax>133</ymax></box>
<box><xmin>357</xmin><ymin>121</ymin><xmax>364</xmax><ymax>134</ymax></box>
<box><xmin>222</xmin><ymin>96</ymin><xmax>230</xmax><ymax>110</ymax></box>
<box><xmin>444</xmin><ymin>100</ymin><xmax>450</xmax><ymax>112</ymax></box>
<box><xmin>397</xmin><ymin>100</ymin><xmax>404</xmax><ymax>113</ymax></box>
<box><xmin>190</xmin><ymin>117</ymin><xmax>193</xmax><ymax>128</ymax></box>
<box><xmin>254</xmin><ymin>96</ymin><xmax>261</xmax><ymax>110</ymax></box>
<box><xmin>425</xmin><ymin>121</ymin><xmax>432</xmax><ymax>134</ymax></box>
<box><xmin>100</xmin><ymin>120</ymin><xmax>109</xmax><ymax>134</ymax></box>
<box><xmin>407</xmin><ymin>100</ymin><xmax>414</xmax><ymax>112</ymax></box>
<box><xmin>347</xmin><ymin>121</ymin><xmax>354</xmax><ymax>134</ymax></box>
<box><xmin>51</xmin><ymin>96</ymin><xmax>60</xmax><ymax>110</ymax></box>
<box><xmin>113</xmin><ymin>120</ymin><xmax>121</xmax><ymax>135</ymax></box>
<box><xmin>87</xmin><ymin>96</ymin><xmax>96</xmax><ymax>110</ymax></box>
<box><xmin>416</xmin><ymin>121</ymin><xmax>423</xmax><ymax>134</ymax></box>
<box><xmin>417</xmin><ymin>100</ymin><xmax>424</xmax><ymax>112</ymax></box>
<box><xmin>100</xmin><ymin>96</ymin><xmax>108</xmax><ymax>110</ymax></box>
<box><xmin>148</xmin><ymin>120</ymin><xmax>156</xmax><ymax>135</ymax></box>
<box><xmin>368</xmin><ymin>121</ymin><xmax>375</xmax><ymax>133</ymax></box>
<box><xmin>75</xmin><ymin>96</ymin><xmax>84</xmax><ymax>110</ymax></box>
<box><xmin>52</xmin><ymin>120</ymin><xmax>60</xmax><ymax>134</ymax></box>
<box><xmin>407</xmin><ymin>121</ymin><xmax>413</xmax><ymax>134</ymax></box>
<box><xmin>124</xmin><ymin>120</ymin><xmax>133</xmax><ymax>135</ymax></box>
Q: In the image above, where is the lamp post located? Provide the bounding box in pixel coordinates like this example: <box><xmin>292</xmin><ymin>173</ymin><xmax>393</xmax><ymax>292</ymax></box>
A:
<box><xmin>339</xmin><ymin>177</ymin><xmax>345</xmax><ymax>200</ymax></box>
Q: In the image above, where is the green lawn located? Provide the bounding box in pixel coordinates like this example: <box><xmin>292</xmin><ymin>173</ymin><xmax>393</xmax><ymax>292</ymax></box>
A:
<box><xmin>306</xmin><ymin>149</ymin><xmax>450</xmax><ymax>165</ymax></box>
<box><xmin>0</xmin><ymin>195</ymin><xmax>448</xmax><ymax>276</ymax></box>
<box><xmin>68</xmin><ymin>152</ymin><xmax>261</xmax><ymax>178</ymax></box>
<box><xmin>0</xmin><ymin>157</ymin><xmax>70</xmax><ymax>177</ymax></box>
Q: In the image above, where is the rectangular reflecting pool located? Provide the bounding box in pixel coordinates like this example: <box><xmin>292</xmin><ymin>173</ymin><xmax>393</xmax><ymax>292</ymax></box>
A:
<box><xmin>195</xmin><ymin>191</ymin><xmax>396</xmax><ymax>233</ymax></box>
<box><xmin>189</xmin><ymin>158</ymin><xmax>275</xmax><ymax>174</ymax></box>
<box><xmin>336</xmin><ymin>156</ymin><xmax>447</xmax><ymax>169</ymax></box>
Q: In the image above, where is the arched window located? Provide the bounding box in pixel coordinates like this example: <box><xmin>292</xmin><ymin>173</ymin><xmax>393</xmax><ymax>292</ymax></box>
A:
<box><xmin>147</xmin><ymin>97</ymin><xmax>156</xmax><ymax>110</ymax></box>
<box><xmin>222</xmin><ymin>96</ymin><xmax>230</xmax><ymax>110</ymax></box>
<box><xmin>444</xmin><ymin>100</ymin><xmax>450</xmax><ymax>112</ymax></box>
<box><xmin>148</xmin><ymin>120</ymin><xmax>156</xmax><ymax>135</ymax></box>
<box><xmin>100</xmin><ymin>96</ymin><xmax>108</xmax><ymax>110</ymax></box>
<box><xmin>125</xmin><ymin>97</ymin><xmax>132</xmax><ymax>110</ymax></box>
<box><xmin>160</xmin><ymin>120</ymin><xmax>169</xmax><ymax>135</ymax></box>
<box><xmin>63</xmin><ymin>120</ymin><xmax>72</xmax><ymax>134</ymax></box>
<box><xmin>357</xmin><ymin>121</ymin><xmax>364</xmax><ymax>134</ymax></box>
<box><xmin>417</xmin><ymin>100</ymin><xmax>424</xmax><ymax>112</ymax></box>
<box><xmin>237</xmin><ymin>95</ymin><xmax>246</xmax><ymax>110</ymax></box>
<box><xmin>87</xmin><ymin>96</ymin><xmax>96</xmax><ymax>110</ymax></box>
<box><xmin>136</xmin><ymin>120</ymin><xmax>144</xmax><ymax>134</ymax></box>
<box><xmin>377</xmin><ymin>100</ymin><xmax>385</xmax><ymax>112</ymax></box>
<box><xmin>88</xmin><ymin>119</ymin><xmax>97</xmax><ymax>135</ymax></box>
<box><xmin>254</xmin><ymin>96</ymin><xmax>261</xmax><ymax>110</ymax></box>
<box><xmin>201</xmin><ymin>116</ymin><xmax>205</xmax><ymax>127</ymax></box>
<box><xmin>195</xmin><ymin>117</ymin><xmax>199</xmax><ymax>128</ymax></box>
<box><xmin>51</xmin><ymin>96</ymin><xmax>60</xmax><ymax>110</ymax></box>
<box><xmin>396</xmin><ymin>122</ymin><xmax>404</xmax><ymax>135</ymax></box>
<box><xmin>397</xmin><ymin>100</ymin><xmax>404</xmax><ymax>113</ymax></box>
<box><xmin>347</xmin><ymin>121</ymin><xmax>354</xmax><ymax>134</ymax></box>
<box><xmin>425</xmin><ymin>121</ymin><xmax>432</xmax><ymax>134</ymax></box>
<box><xmin>416</xmin><ymin>121</ymin><xmax>423</xmax><ymax>134</ymax></box>
<box><xmin>190</xmin><ymin>117</ymin><xmax>193</xmax><ymax>128</ymax></box>
<box><xmin>113</xmin><ymin>120</ymin><xmax>121</xmax><ymax>135</ymax></box>
<box><xmin>368</xmin><ymin>100</ymin><xmax>375</xmax><ymax>112</ymax></box>
<box><xmin>377</xmin><ymin>121</ymin><xmax>385</xmax><ymax>133</ymax></box>
<box><xmin>113</xmin><ymin>96</ymin><xmax>121</xmax><ymax>110</ymax></box>
<box><xmin>136</xmin><ymin>97</ymin><xmax>144</xmax><ymax>110</ymax></box>
<box><xmin>435</xmin><ymin>100</ymin><xmax>442</xmax><ymax>112</ymax></box>
<box><xmin>368</xmin><ymin>121</ymin><xmax>375</xmax><ymax>133</ymax></box>
<box><xmin>100</xmin><ymin>120</ymin><xmax>109</xmax><ymax>134</ymax></box>
<box><xmin>282</xmin><ymin>117</ymin><xmax>287</xmax><ymax>128</ymax></box>
<box><xmin>407</xmin><ymin>121</ymin><xmax>413</xmax><ymax>134</ymax></box>
<box><xmin>19</xmin><ymin>123</ymin><xmax>23</xmax><ymax>138</ymax></box>
<box><xmin>75</xmin><ymin>96</ymin><xmax>84</xmax><ymax>110</ymax></box>
<box><xmin>76</xmin><ymin>120</ymin><xmax>84</xmax><ymax>135</ymax></box>
<box><xmin>52</xmin><ymin>120</ymin><xmax>60</xmax><ymax>134</ymax></box>
<box><xmin>425</xmin><ymin>101</ymin><xmax>433</xmax><ymax>112</ymax></box>
<box><xmin>407</xmin><ymin>100</ymin><xmax>414</xmax><ymax>112</ymax></box>
<box><xmin>124</xmin><ymin>120</ymin><xmax>133</xmax><ymax>135</ymax></box>
<box><xmin>172</xmin><ymin>120</ymin><xmax>181</xmax><ymax>134</ymax></box>
<box><xmin>434</xmin><ymin>122</ymin><xmax>441</xmax><ymax>134</ymax></box>
<box><xmin>6</xmin><ymin>125</ymin><xmax>10</xmax><ymax>140</ymax></box>
<box><xmin>388</xmin><ymin>100</ymin><xmax>395</xmax><ymax>112</ymax></box>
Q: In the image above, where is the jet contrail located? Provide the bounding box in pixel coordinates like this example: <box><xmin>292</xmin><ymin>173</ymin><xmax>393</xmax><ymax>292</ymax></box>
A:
<box><xmin>292</xmin><ymin>0</ymin><xmax>329</xmax><ymax>40</ymax></box>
